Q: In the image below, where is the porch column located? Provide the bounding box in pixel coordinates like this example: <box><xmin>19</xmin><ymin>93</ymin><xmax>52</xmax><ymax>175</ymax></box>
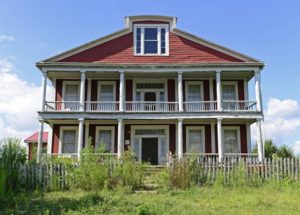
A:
<box><xmin>178</xmin><ymin>71</ymin><xmax>183</xmax><ymax>112</ymax></box>
<box><xmin>257</xmin><ymin>119</ymin><xmax>264</xmax><ymax>162</ymax></box>
<box><xmin>47</xmin><ymin>123</ymin><xmax>53</xmax><ymax>155</ymax></box>
<box><xmin>216</xmin><ymin>70</ymin><xmax>222</xmax><ymax>111</ymax></box>
<box><xmin>119</xmin><ymin>71</ymin><xmax>125</xmax><ymax>112</ymax></box>
<box><xmin>177</xmin><ymin>118</ymin><xmax>183</xmax><ymax>159</ymax></box>
<box><xmin>117</xmin><ymin>119</ymin><xmax>124</xmax><ymax>158</ymax></box>
<box><xmin>77</xmin><ymin>118</ymin><xmax>84</xmax><ymax>160</ymax></box>
<box><xmin>41</xmin><ymin>69</ymin><xmax>47</xmax><ymax>111</ymax></box>
<box><xmin>217</xmin><ymin>118</ymin><xmax>223</xmax><ymax>162</ymax></box>
<box><xmin>37</xmin><ymin>119</ymin><xmax>44</xmax><ymax>163</ymax></box>
<box><xmin>209</xmin><ymin>78</ymin><xmax>214</xmax><ymax>110</ymax></box>
<box><xmin>79</xmin><ymin>70</ymin><xmax>86</xmax><ymax>111</ymax></box>
<box><xmin>255</xmin><ymin>69</ymin><xmax>262</xmax><ymax>112</ymax></box>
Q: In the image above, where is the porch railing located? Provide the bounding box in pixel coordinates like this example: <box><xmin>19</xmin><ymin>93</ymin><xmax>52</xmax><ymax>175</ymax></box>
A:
<box><xmin>45</xmin><ymin>101</ymin><xmax>81</xmax><ymax>111</ymax></box>
<box><xmin>86</xmin><ymin>101</ymin><xmax>119</xmax><ymax>112</ymax></box>
<box><xmin>126</xmin><ymin>101</ymin><xmax>179</xmax><ymax>112</ymax></box>
<box><xmin>222</xmin><ymin>100</ymin><xmax>257</xmax><ymax>111</ymax></box>
<box><xmin>184</xmin><ymin>101</ymin><xmax>217</xmax><ymax>112</ymax></box>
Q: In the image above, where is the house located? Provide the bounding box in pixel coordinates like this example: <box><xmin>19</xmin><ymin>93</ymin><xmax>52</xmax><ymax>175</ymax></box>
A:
<box><xmin>35</xmin><ymin>15</ymin><xmax>265</xmax><ymax>164</ymax></box>
<box><xmin>24</xmin><ymin>131</ymin><xmax>48</xmax><ymax>160</ymax></box>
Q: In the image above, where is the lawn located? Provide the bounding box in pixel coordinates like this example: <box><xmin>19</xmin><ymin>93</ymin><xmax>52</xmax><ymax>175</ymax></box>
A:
<box><xmin>2</xmin><ymin>184</ymin><xmax>300</xmax><ymax>215</ymax></box>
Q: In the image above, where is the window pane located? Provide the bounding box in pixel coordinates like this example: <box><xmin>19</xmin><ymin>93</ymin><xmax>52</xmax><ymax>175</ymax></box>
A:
<box><xmin>100</xmin><ymin>85</ymin><xmax>114</xmax><ymax>101</ymax></box>
<box><xmin>222</xmin><ymin>85</ymin><xmax>236</xmax><ymax>100</ymax></box>
<box><xmin>144</xmin><ymin>28</ymin><xmax>157</xmax><ymax>40</ymax></box>
<box><xmin>97</xmin><ymin>130</ymin><xmax>112</xmax><ymax>152</ymax></box>
<box><xmin>65</xmin><ymin>84</ymin><xmax>79</xmax><ymax>101</ymax></box>
<box><xmin>144</xmin><ymin>41</ymin><xmax>158</xmax><ymax>54</ymax></box>
<box><xmin>136</xmin><ymin>28</ymin><xmax>141</xmax><ymax>54</ymax></box>
<box><xmin>161</xmin><ymin>28</ymin><xmax>166</xmax><ymax>54</ymax></box>
<box><xmin>224</xmin><ymin>130</ymin><xmax>239</xmax><ymax>153</ymax></box>
<box><xmin>62</xmin><ymin>130</ymin><xmax>76</xmax><ymax>153</ymax></box>
<box><xmin>188</xmin><ymin>85</ymin><xmax>202</xmax><ymax>101</ymax></box>
<box><xmin>188</xmin><ymin>130</ymin><xmax>204</xmax><ymax>153</ymax></box>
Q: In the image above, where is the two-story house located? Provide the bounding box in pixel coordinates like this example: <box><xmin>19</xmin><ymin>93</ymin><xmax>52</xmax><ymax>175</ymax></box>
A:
<box><xmin>36</xmin><ymin>15</ymin><xmax>265</xmax><ymax>164</ymax></box>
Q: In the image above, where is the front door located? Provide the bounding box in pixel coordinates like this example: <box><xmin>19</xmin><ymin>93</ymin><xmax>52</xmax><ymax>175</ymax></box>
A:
<box><xmin>142</xmin><ymin>138</ymin><xmax>158</xmax><ymax>165</ymax></box>
<box><xmin>144</xmin><ymin>92</ymin><xmax>156</xmax><ymax>111</ymax></box>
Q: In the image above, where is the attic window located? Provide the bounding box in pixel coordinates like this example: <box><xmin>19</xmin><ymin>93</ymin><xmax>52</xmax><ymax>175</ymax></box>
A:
<box><xmin>134</xmin><ymin>24</ymin><xmax>169</xmax><ymax>55</ymax></box>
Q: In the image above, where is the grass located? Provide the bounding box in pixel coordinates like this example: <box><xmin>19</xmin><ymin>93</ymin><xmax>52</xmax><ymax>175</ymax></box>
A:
<box><xmin>2</xmin><ymin>183</ymin><xmax>300</xmax><ymax>215</ymax></box>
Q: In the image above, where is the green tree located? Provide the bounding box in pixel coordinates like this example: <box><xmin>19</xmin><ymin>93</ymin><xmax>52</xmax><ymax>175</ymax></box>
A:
<box><xmin>252</xmin><ymin>139</ymin><xmax>294</xmax><ymax>158</ymax></box>
<box><xmin>276</xmin><ymin>145</ymin><xmax>294</xmax><ymax>158</ymax></box>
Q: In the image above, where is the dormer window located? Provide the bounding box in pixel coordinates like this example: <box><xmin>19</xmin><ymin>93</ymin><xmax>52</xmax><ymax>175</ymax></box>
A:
<box><xmin>134</xmin><ymin>24</ymin><xmax>169</xmax><ymax>55</ymax></box>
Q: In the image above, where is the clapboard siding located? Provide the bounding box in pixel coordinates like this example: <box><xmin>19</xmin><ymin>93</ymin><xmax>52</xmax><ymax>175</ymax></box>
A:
<box><xmin>59</xmin><ymin>32</ymin><xmax>244</xmax><ymax>63</ymax></box>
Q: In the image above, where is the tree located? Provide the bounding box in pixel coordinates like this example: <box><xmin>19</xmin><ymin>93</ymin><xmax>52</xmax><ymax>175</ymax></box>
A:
<box><xmin>252</xmin><ymin>139</ymin><xmax>294</xmax><ymax>158</ymax></box>
<box><xmin>276</xmin><ymin>145</ymin><xmax>294</xmax><ymax>158</ymax></box>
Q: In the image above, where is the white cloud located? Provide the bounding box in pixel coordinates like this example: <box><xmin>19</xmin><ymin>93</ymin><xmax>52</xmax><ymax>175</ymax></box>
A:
<box><xmin>264</xmin><ymin>98</ymin><xmax>300</xmax><ymax>140</ymax></box>
<box><xmin>293</xmin><ymin>141</ymin><xmax>300</xmax><ymax>156</ymax></box>
<box><xmin>0</xmin><ymin>57</ymin><xmax>52</xmax><ymax>141</ymax></box>
<box><xmin>0</xmin><ymin>35</ymin><xmax>14</xmax><ymax>42</ymax></box>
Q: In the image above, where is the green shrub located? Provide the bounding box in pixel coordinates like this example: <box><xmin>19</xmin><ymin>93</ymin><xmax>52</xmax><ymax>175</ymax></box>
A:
<box><xmin>168</xmin><ymin>159</ymin><xmax>191</xmax><ymax>189</ymax></box>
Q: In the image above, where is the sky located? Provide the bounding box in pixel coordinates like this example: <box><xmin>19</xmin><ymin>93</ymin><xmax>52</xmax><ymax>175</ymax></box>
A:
<box><xmin>0</xmin><ymin>0</ymin><xmax>300</xmax><ymax>153</ymax></box>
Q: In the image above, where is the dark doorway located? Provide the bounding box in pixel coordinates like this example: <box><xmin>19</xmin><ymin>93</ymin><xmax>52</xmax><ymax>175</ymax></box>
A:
<box><xmin>142</xmin><ymin>138</ymin><xmax>158</xmax><ymax>165</ymax></box>
<box><xmin>144</xmin><ymin>92</ymin><xmax>156</xmax><ymax>111</ymax></box>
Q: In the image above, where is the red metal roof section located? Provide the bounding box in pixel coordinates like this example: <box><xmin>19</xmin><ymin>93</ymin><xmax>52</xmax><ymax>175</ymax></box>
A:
<box><xmin>24</xmin><ymin>132</ymin><xmax>48</xmax><ymax>143</ymax></box>
<box><xmin>58</xmin><ymin>32</ymin><xmax>244</xmax><ymax>63</ymax></box>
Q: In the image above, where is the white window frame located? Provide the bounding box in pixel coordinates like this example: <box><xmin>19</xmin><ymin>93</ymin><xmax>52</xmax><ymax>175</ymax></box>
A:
<box><xmin>131</xmin><ymin>125</ymin><xmax>169</xmax><ymax>165</ymax></box>
<box><xmin>221</xmin><ymin>81</ymin><xmax>238</xmax><ymax>101</ymax></box>
<box><xmin>186</xmin><ymin>126</ymin><xmax>205</xmax><ymax>153</ymax></box>
<box><xmin>185</xmin><ymin>81</ymin><xmax>204</xmax><ymax>102</ymax></box>
<box><xmin>134</xmin><ymin>24</ymin><xmax>169</xmax><ymax>56</ymax></box>
<box><xmin>59</xmin><ymin>126</ymin><xmax>78</xmax><ymax>154</ymax></box>
<box><xmin>95</xmin><ymin>126</ymin><xmax>115</xmax><ymax>153</ymax></box>
<box><xmin>133</xmin><ymin>79</ymin><xmax>167</xmax><ymax>102</ymax></box>
<box><xmin>222</xmin><ymin>126</ymin><xmax>241</xmax><ymax>154</ymax></box>
<box><xmin>62</xmin><ymin>81</ymin><xmax>80</xmax><ymax>102</ymax></box>
<box><xmin>97</xmin><ymin>81</ymin><xmax>116</xmax><ymax>101</ymax></box>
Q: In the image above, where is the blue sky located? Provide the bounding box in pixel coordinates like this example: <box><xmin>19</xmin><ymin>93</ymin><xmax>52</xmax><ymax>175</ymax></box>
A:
<box><xmin>0</xmin><ymin>0</ymin><xmax>300</xmax><ymax>151</ymax></box>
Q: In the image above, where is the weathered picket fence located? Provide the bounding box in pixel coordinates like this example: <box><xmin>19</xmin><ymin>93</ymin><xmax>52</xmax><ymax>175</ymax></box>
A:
<box><xmin>169</xmin><ymin>156</ymin><xmax>300</xmax><ymax>185</ymax></box>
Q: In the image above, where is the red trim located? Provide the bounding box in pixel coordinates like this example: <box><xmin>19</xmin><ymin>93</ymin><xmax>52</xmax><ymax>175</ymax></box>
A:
<box><xmin>91</xmin><ymin>80</ymin><xmax>98</xmax><ymax>101</ymax></box>
<box><xmin>126</xmin><ymin>80</ymin><xmax>133</xmax><ymax>101</ymax></box>
<box><xmin>167</xmin><ymin>79</ymin><xmax>175</xmax><ymax>102</ymax></box>
<box><xmin>238</xmin><ymin>80</ymin><xmax>245</xmax><ymax>100</ymax></box>
<box><xmin>203</xmin><ymin>80</ymin><xmax>210</xmax><ymax>101</ymax></box>
<box><xmin>124</xmin><ymin>124</ymin><xmax>131</xmax><ymax>151</ymax></box>
<box><xmin>169</xmin><ymin>124</ymin><xmax>176</xmax><ymax>154</ymax></box>
<box><xmin>52</xmin><ymin>125</ymin><xmax>60</xmax><ymax>154</ymax></box>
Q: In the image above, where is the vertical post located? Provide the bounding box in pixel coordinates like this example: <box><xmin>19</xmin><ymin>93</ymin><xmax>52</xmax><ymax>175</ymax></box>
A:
<box><xmin>217</xmin><ymin>118</ymin><xmax>223</xmax><ymax>162</ymax></box>
<box><xmin>216</xmin><ymin>70</ymin><xmax>222</xmax><ymax>111</ymax></box>
<box><xmin>211</xmin><ymin>123</ymin><xmax>216</xmax><ymax>153</ymax></box>
<box><xmin>177</xmin><ymin>118</ymin><xmax>183</xmax><ymax>159</ymax></box>
<box><xmin>209</xmin><ymin>78</ymin><xmax>214</xmax><ymax>110</ymax></box>
<box><xmin>47</xmin><ymin>123</ymin><xmax>53</xmax><ymax>155</ymax></box>
<box><xmin>41</xmin><ymin>69</ymin><xmax>47</xmax><ymax>111</ymax></box>
<box><xmin>119</xmin><ymin>71</ymin><xmax>125</xmax><ymax>112</ymax></box>
<box><xmin>80</xmin><ymin>70</ymin><xmax>86</xmax><ymax>111</ymax></box>
<box><xmin>37</xmin><ymin>120</ymin><xmax>44</xmax><ymax>163</ymax></box>
<box><xmin>257</xmin><ymin>119</ymin><xmax>264</xmax><ymax>162</ymax></box>
<box><xmin>77</xmin><ymin>118</ymin><xmax>84</xmax><ymax>160</ymax></box>
<box><xmin>117</xmin><ymin>119</ymin><xmax>124</xmax><ymax>158</ymax></box>
<box><xmin>178</xmin><ymin>72</ymin><xmax>183</xmax><ymax>112</ymax></box>
<box><xmin>255</xmin><ymin>69</ymin><xmax>262</xmax><ymax>112</ymax></box>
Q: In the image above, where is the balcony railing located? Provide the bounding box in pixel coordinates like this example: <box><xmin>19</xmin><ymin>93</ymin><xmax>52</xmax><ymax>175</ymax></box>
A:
<box><xmin>222</xmin><ymin>100</ymin><xmax>257</xmax><ymax>111</ymax></box>
<box><xmin>184</xmin><ymin>101</ymin><xmax>217</xmax><ymax>112</ymax></box>
<box><xmin>126</xmin><ymin>101</ymin><xmax>179</xmax><ymax>112</ymax></box>
<box><xmin>44</xmin><ymin>100</ymin><xmax>258</xmax><ymax>112</ymax></box>
<box><xmin>86</xmin><ymin>101</ymin><xmax>119</xmax><ymax>112</ymax></box>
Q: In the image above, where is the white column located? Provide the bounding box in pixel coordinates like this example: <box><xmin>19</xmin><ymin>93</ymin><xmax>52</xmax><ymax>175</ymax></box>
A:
<box><xmin>87</xmin><ymin>78</ymin><xmax>92</xmax><ymax>102</ymax></box>
<box><xmin>257</xmin><ymin>119</ymin><xmax>264</xmax><ymax>162</ymax></box>
<box><xmin>47</xmin><ymin>123</ymin><xmax>53</xmax><ymax>155</ymax></box>
<box><xmin>77</xmin><ymin>119</ymin><xmax>84</xmax><ymax>160</ymax></box>
<box><xmin>244</xmin><ymin>78</ymin><xmax>249</xmax><ymax>101</ymax></box>
<box><xmin>211</xmin><ymin>123</ymin><xmax>216</xmax><ymax>153</ymax></box>
<box><xmin>255</xmin><ymin>69</ymin><xmax>262</xmax><ymax>112</ymax></box>
<box><xmin>79</xmin><ymin>70</ymin><xmax>86</xmax><ymax>111</ymax></box>
<box><xmin>41</xmin><ymin>69</ymin><xmax>47</xmax><ymax>111</ymax></box>
<box><xmin>217</xmin><ymin>118</ymin><xmax>223</xmax><ymax>162</ymax></box>
<box><xmin>117</xmin><ymin>119</ymin><xmax>124</xmax><ymax>158</ymax></box>
<box><xmin>216</xmin><ymin>70</ymin><xmax>222</xmax><ymax>111</ymax></box>
<box><xmin>119</xmin><ymin>71</ymin><xmax>125</xmax><ymax>111</ymax></box>
<box><xmin>178</xmin><ymin>72</ymin><xmax>183</xmax><ymax>111</ymax></box>
<box><xmin>85</xmin><ymin>123</ymin><xmax>90</xmax><ymax>147</ymax></box>
<box><xmin>37</xmin><ymin>120</ymin><xmax>44</xmax><ymax>163</ymax></box>
<box><xmin>209</xmin><ymin>78</ymin><xmax>214</xmax><ymax>110</ymax></box>
<box><xmin>177</xmin><ymin>118</ymin><xmax>183</xmax><ymax>158</ymax></box>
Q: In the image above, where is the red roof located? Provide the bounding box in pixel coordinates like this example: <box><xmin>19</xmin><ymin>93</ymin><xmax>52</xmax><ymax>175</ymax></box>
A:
<box><xmin>24</xmin><ymin>132</ymin><xmax>48</xmax><ymax>143</ymax></box>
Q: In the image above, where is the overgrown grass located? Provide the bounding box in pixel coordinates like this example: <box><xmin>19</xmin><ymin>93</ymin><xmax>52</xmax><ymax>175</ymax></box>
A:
<box><xmin>2</xmin><ymin>183</ymin><xmax>300</xmax><ymax>215</ymax></box>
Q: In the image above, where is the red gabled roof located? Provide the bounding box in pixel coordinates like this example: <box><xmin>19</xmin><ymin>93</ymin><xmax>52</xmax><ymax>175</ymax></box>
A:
<box><xmin>24</xmin><ymin>132</ymin><xmax>48</xmax><ymax>143</ymax></box>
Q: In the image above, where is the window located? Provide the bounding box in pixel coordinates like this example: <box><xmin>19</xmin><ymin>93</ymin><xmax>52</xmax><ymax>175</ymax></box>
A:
<box><xmin>185</xmin><ymin>81</ymin><xmax>204</xmax><ymax>111</ymax></box>
<box><xmin>222</xmin><ymin>83</ymin><xmax>237</xmax><ymax>101</ymax></box>
<box><xmin>61</xmin><ymin>129</ymin><xmax>77</xmax><ymax>153</ymax></box>
<box><xmin>97</xmin><ymin>81</ymin><xmax>116</xmax><ymax>111</ymax></box>
<box><xmin>63</xmin><ymin>82</ymin><xmax>80</xmax><ymax>110</ymax></box>
<box><xmin>223</xmin><ymin>128</ymin><xmax>240</xmax><ymax>153</ymax></box>
<box><xmin>186</xmin><ymin>127</ymin><xmax>205</xmax><ymax>153</ymax></box>
<box><xmin>96</xmin><ymin>127</ymin><xmax>115</xmax><ymax>153</ymax></box>
<box><xmin>134</xmin><ymin>25</ymin><xmax>169</xmax><ymax>55</ymax></box>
